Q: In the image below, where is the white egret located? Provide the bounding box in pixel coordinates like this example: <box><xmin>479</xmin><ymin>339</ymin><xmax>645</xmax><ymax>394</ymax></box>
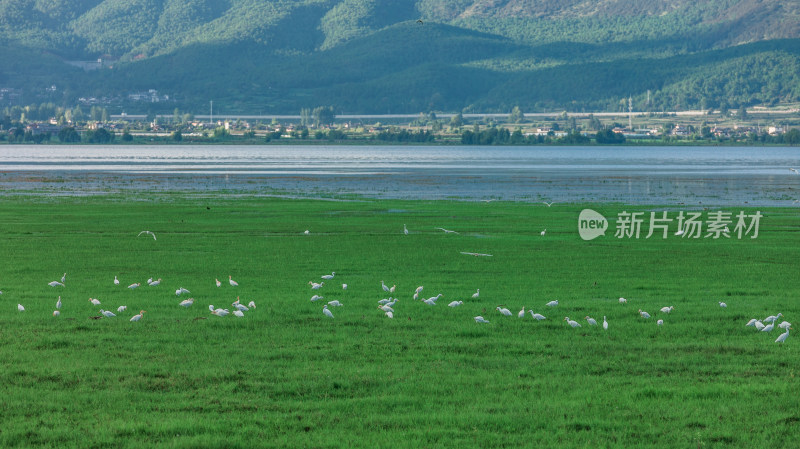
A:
<box><xmin>746</xmin><ymin>319</ymin><xmax>758</xmax><ymax>327</ymax></box>
<box><xmin>328</xmin><ymin>300</ymin><xmax>343</xmax><ymax>307</ymax></box>
<box><xmin>381</xmin><ymin>281</ymin><xmax>390</xmax><ymax>292</ymax></box>
<box><xmin>208</xmin><ymin>305</ymin><xmax>215</xmax><ymax>312</ymax></box>
<box><xmin>565</xmin><ymin>317</ymin><xmax>581</xmax><ymax>328</ymax></box>
<box><xmin>175</xmin><ymin>287</ymin><xmax>190</xmax><ymax>295</ymax></box>
<box><xmin>48</xmin><ymin>281</ymin><xmax>64</xmax><ymax>287</ymax></box>
<box><xmin>56</xmin><ymin>296</ymin><xmax>62</xmax><ymax>309</ymax></box>
<box><xmin>378</xmin><ymin>298</ymin><xmax>392</xmax><ymax>305</ymax></box>
<box><xmin>448</xmin><ymin>301</ymin><xmax>463</xmax><ymax>307</ymax></box>
<box><xmin>378</xmin><ymin>305</ymin><xmax>393</xmax><ymax>313</ymax></box>
<box><xmin>385</xmin><ymin>311</ymin><xmax>394</xmax><ymax>319</ymax></box>
<box><xmin>89</xmin><ymin>298</ymin><xmax>101</xmax><ymax>306</ymax></box>
<box><xmin>389</xmin><ymin>285</ymin><xmax>396</xmax><ymax>293</ymax></box>
<box><xmin>99</xmin><ymin>309</ymin><xmax>116</xmax><ymax>318</ymax></box>
<box><xmin>761</xmin><ymin>321</ymin><xmax>775</xmax><ymax>332</ymax></box>
<box><xmin>660</xmin><ymin>306</ymin><xmax>674</xmax><ymax>314</ymax></box>
<box><xmin>755</xmin><ymin>321</ymin><xmax>766</xmax><ymax>330</ymax></box>
<box><xmin>540</xmin><ymin>229</ymin><xmax>546</xmax><ymax>236</ymax></box>
<box><xmin>529</xmin><ymin>311</ymin><xmax>546</xmax><ymax>320</ymax></box>
<box><xmin>415</xmin><ymin>286</ymin><xmax>424</xmax><ymax>295</ymax></box>
<box><xmin>518</xmin><ymin>307</ymin><xmax>526</xmax><ymax>318</ymax></box>
<box><xmin>61</xmin><ymin>273</ymin><xmax>66</xmax><ymax>283</ymax></box>
<box><xmin>496</xmin><ymin>307</ymin><xmax>512</xmax><ymax>316</ymax></box>
<box><xmin>413</xmin><ymin>293</ymin><xmax>419</xmax><ymax>300</ymax></box>
<box><xmin>342</xmin><ymin>283</ymin><xmax>348</xmax><ymax>290</ymax></box>
<box><xmin>423</xmin><ymin>297</ymin><xmax>438</xmax><ymax>306</ymax></box>
<box><xmin>657</xmin><ymin>319</ymin><xmax>664</xmax><ymax>326</ymax></box>
<box><xmin>117</xmin><ymin>305</ymin><xmax>127</xmax><ymax>313</ymax></box>
<box><xmin>215</xmin><ymin>278</ymin><xmax>221</xmax><ymax>287</ymax></box>
<box><xmin>53</xmin><ymin>310</ymin><xmax>60</xmax><ymax>317</ymax></box>
<box><xmin>719</xmin><ymin>302</ymin><xmax>727</xmax><ymax>308</ymax></box>
<box><xmin>130</xmin><ymin>310</ymin><xmax>145</xmax><ymax>321</ymax></box>
<box><xmin>233</xmin><ymin>310</ymin><xmax>244</xmax><ymax>318</ymax></box>
<box><xmin>229</xmin><ymin>276</ymin><xmax>238</xmax><ymax>287</ymax></box>
<box><xmin>137</xmin><ymin>230</ymin><xmax>156</xmax><ymax>240</ymax></box>
<box><xmin>234</xmin><ymin>303</ymin><xmax>249</xmax><ymax>312</ymax></box>
<box><xmin>309</xmin><ymin>281</ymin><xmax>324</xmax><ymax>290</ymax></box>
<box><xmin>248</xmin><ymin>301</ymin><xmax>256</xmax><ymax>309</ymax></box>
<box><xmin>778</xmin><ymin>321</ymin><xmax>791</xmax><ymax>330</ymax></box>
<box><xmin>212</xmin><ymin>308</ymin><xmax>229</xmax><ymax>317</ymax></box>
<box><xmin>323</xmin><ymin>305</ymin><xmax>334</xmax><ymax>318</ymax></box>
<box><xmin>546</xmin><ymin>300</ymin><xmax>558</xmax><ymax>307</ymax></box>
<box><xmin>321</xmin><ymin>272</ymin><xmax>335</xmax><ymax>280</ymax></box>
<box><xmin>639</xmin><ymin>309</ymin><xmax>651</xmax><ymax>318</ymax></box>
<box><xmin>147</xmin><ymin>278</ymin><xmax>153</xmax><ymax>285</ymax></box>
<box><xmin>764</xmin><ymin>313</ymin><xmax>783</xmax><ymax>323</ymax></box>
<box><xmin>114</xmin><ymin>276</ymin><xmax>119</xmax><ymax>285</ymax></box>
<box><xmin>542</xmin><ymin>201</ymin><xmax>554</xmax><ymax>207</ymax></box>
<box><xmin>404</xmin><ymin>224</ymin><xmax>408</xmax><ymax>235</ymax></box>
<box><xmin>311</xmin><ymin>295</ymin><xmax>324</xmax><ymax>302</ymax></box>
<box><xmin>128</xmin><ymin>283</ymin><xmax>140</xmax><ymax>289</ymax></box>
<box><xmin>585</xmin><ymin>316</ymin><xmax>597</xmax><ymax>326</ymax></box>
<box><xmin>179</xmin><ymin>298</ymin><xmax>194</xmax><ymax>307</ymax></box>
<box><xmin>474</xmin><ymin>316</ymin><xmax>490</xmax><ymax>323</ymax></box>
<box><xmin>304</xmin><ymin>230</ymin><xmax>310</xmax><ymax>235</ymax></box>
<box><xmin>603</xmin><ymin>316</ymin><xmax>608</xmax><ymax>330</ymax></box>
<box><xmin>619</xmin><ymin>297</ymin><xmax>627</xmax><ymax>304</ymax></box>
<box><xmin>17</xmin><ymin>304</ymin><xmax>24</xmax><ymax>312</ymax></box>
<box><xmin>472</xmin><ymin>289</ymin><xmax>480</xmax><ymax>299</ymax></box>
<box><xmin>148</xmin><ymin>278</ymin><xmax>161</xmax><ymax>286</ymax></box>
<box><xmin>435</xmin><ymin>227</ymin><xmax>459</xmax><ymax>234</ymax></box>
<box><xmin>775</xmin><ymin>327</ymin><xmax>791</xmax><ymax>343</ymax></box>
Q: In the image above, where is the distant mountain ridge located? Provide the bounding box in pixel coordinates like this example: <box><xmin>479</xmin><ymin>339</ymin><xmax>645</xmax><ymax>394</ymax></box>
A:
<box><xmin>1</xmin><ymin>0</ymin><xmax>798</xmax><ymax>114</ymax></box>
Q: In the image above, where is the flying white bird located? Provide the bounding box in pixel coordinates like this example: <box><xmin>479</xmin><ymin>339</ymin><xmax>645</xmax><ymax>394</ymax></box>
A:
<box><xmin>660</xmin><ymin>306</ymin><xmax>674</xmax><ymax>314</ymax></box>
<box><xmin>89</xmin><ymin>298</ymin><xmax>101</xmax><ymax>305</ymax></box>
<box><xmin>585</xmin><ymin>316</ymin><xmax>597</xmax><ymax>326</ymax></box>
<box><xmin>775</xmin><ymin>327</ymin><xmax>791</xmax><ymax>343</ymax></box>
<box><xmin>460</xmin><ymin>252</ymin><xmax>493</xmax><ymax>257</ymax></box>
<box><xmin>179</xmin><ymin>298</ymin><xmax>194</xmax><ymax>307</ymax></box>
<box><xmin>542</xmin><ymin>201</ymin><xmax>554</xmax><ymax>207</ymax></box>
<box><xmin>175</xmin><ymin>287</ymin><xmax>190</xmax><ymax>295</ymax></box>
<box><xmin>474</xmin><ymin>316</ymin><xmax>490</xmax><ymax>323</ymax></box>
<box><xmin>657</xmin><ymin>319</ymin><xmax>664</xmax><ymax>326</ymax></box>
<box><xmin>309</xmin><ymin>281</ymin><xmax>324</xmax><ymax>290</ymax></box>
<box><xmin>321</xmin><ymin>272</ymin><xmax>335</xmax><ymax>280</ymax></box>
<box><xmin>435</xmin><ymin>227</ymin><xmax>459</xmax><ymax>234</ymax></box>
<box><xmin>404</xmin><ymin>224</ymin><xmax>408</xmax><ymax>235</ymax></box>
<box><xmin>328</xmin><ymin>300</ymin><xmax>343</xmax><ymax>307</ymax></box>
<box><xmin>53</xmin><ymin>310</ymin><xmax>60</xmax><ymax>317</ymax></box>
<box><xmin>117</xmin><ymin>305</ymin><xmax>127</xmax><ymax>313</ymax></box>
<box><xmin>48</xmin><ymin>281</ymin><xmax>64</xmax><ymax>287</ymax></box>
<box><xmin>619</xmin><ymin>297</ymin><xmax>627</xmax><ymax>304</ymax></box>
<box><xmin>448</xmin><ymin>301</ymin><xmax>463</xmax><ymax>307</ymax></box>
<box><xmin>114</xmin><ymin>276</ymin><xmax>119</xmax><ymax>285</ymax></box>
<box><xmin>472</xmin><ymin>289</ymin><xmax>480</xmax><ymax>299</ymax></box>
<box><xmin>529</xmin><ymin>311</ymin><xmax>546</xmax><ymax>320</ymax></box>
<box><xmin>546</xmin><ymin>300</ymin><xmax>558</xmax><ymax>307</ymax></box>
<box><xmin>128</xmin><ymin>283</ymin><xmax>140</xmax><ymax>289</ymax></box>
<box><xmin>639</xmin><ymin>309</ymin><xmax>651</xmax><ymax>318</ymax></box>
<box><xmin>99</xmin><ymin>309</ymin><xmax>116</xmax><ymax>318</ymax></box>
<box><xmin>719</xmin><ymin>302</ymin><xmax>727</xmax><ymax>308</ymax></box>
<box><xmin>565</xmin><ymin>317</ymin><xmax>581</xmax><ymax>328</ymax></box>
<box><xmin>56</xmin><ymin>296</ymin><xmax>62</xmax><ymax>309</ymax></box>
<box><xmin>496</xmin><ymin>307</ymin><xmax>512</xmax><ymax>316</ymax></box>
<box><xmin>311</xmin><ymin>295</ymin><xmax>324</xmax><ymax>302</ymax></box>
<box><xmin>130</xmin><ymin>310</ymin><xmax>145</xmax><ymax>321</ymax></box>
<box><xmin>137</xmin><ymin>230</ymin><xmax>156</xmax><ymax>240</ymax></box>
<box><xmin>148</xmin><ymin>278</ymin><xmax>161</xmax><ymax>286</ymax></box>
<box><xmin>791</xmin><ymin>168</ymin><xmax>799</xmax><ymax>174</ymax></box>
<box><xmin>233</xmin><ymin>310</ymin><xmax>244</xmax><ymax>318</ymax></box>
<box><xmin>518</xmin><ymin>307</ymin><xmax>526</xmax><ymax>318</ymax></box>
<box><xmin>17</xmin><ymin>304</ymin><xmax>24</xmax><ymax>312</ymax></box>
<box><xmin>603</xmin><ymin>316</ymin><xmax>608</xmax><ymax>330</ymax></box>
<box><xmin>322</xmin><ymin>305</ymin><xmax>334</xmax><ymax>318</ymax></box>
<box><xmin>215</xmin><ymin>278</ymin><xmax>221</xmax><ymax>287</ymax></box>
<box><xmin>229</xmin><ymin>276</ymin><xmax>238</xmax><ymax>287</ymax></box>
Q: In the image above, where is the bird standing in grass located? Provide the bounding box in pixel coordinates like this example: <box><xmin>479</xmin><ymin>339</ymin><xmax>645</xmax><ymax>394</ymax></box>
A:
<box><xmin>546</xmin><ymin>300</ymin><xmax>558</xmax><ymax>307</ymax></box>
<box><xmin>518</xmin><ymin>307</ymin><xmax>526</xmax><ymax>318</ymax></box>
<box><xmin>56</xmin><ymin>296</ymin><xmax>62</xmax><ymax>309</ymax></box>
<box><xmin>404</xmin><ymin>224</ymin><xmax>409</xmax><ymax>235</ymax></box>
<box><xmin>565</xmin><ymin>317</ymin><xmax>581</xmax><ymax>328</ymax></box>
<box><xmin>128</xmin><ymin>283</ymin><xmax>140</xmax><ymax>289</ymax></box>
<box><xmin>474</xmin><ymin>316</ymin><xmax>490</xmax><ymax>323</ymax></box>
<box><xmin>89</xmin><ymin>298</ymin><xmax>101</xmax><ymax>306</ymax></box>
<box><xmin>639</xmin><ymin>310</ymin><xmax>651</xmax><ymax>318</ymax></box>
<box><xmin>117</xmin><ymin>305</ymin><xmax>127</xmax><ymax>313</ymax></box>
<box><xmin>130</xmin><ymin>310</ymin><xmax>145</xmax><ymax>322</ymax></box>
<box><xmin>229</xmin><ymin>276</ymin><xmax>238</xmax><ymax>286</ymax></box>
<box><xmin>472</xmin><ymin>289</ymin><xmax>480</xmax><ymax>299</ymax></box>
<box><xmin>585</xmin><ymin>316</ymin><xmax>597</xmax><ymax>326</ymax></box>
<box><xmin>215</xmin><ymin>278</ymin><xmax>221</xmax><ymax>287</ymax></box>
<box><xmin>496</xmin><ymin>307</ymin><xmax>512</xmax><ymax>316</ymax></box>
<box><xmin>775</xmin><ymin>327</ymin><xmax>791</xmax><ymax>343</ymax></box>
<box><xmin>719</xmin><ymin>302</ymin><xmax>727</xmax><ymax>308</ymax></box>
<box><xmin>603</xmin><ymin>316</ymin><xmax>608</xmax><ymax>330</ymax></box>
<box><xmin>322</xmin><ymin>272</ymin><xmax>335</xmax><ymax>280</ymax></box>
<box><xmin>114</xmin><ymin>276</ymin><xmax>119</xmax><ymax>285</ymax></box>
<box><xmin>17</xmin><ymin>304</ymin><xmax>24</xmax><ymax>312</ymax></box>
<box><xmin>448</xmin><ymin>301</ymin><xmax>463</xmax><ymax>307</ymax></box>
<box><xmin>660</xmin><ymin>306</ymin><xmax>674</xmax><ymax>313</ymax></box>
<box><xmin>179</xmin><ymin>298</ymin><xmax>194</xmax><ymax>307</ymax></box>
<box><xmin>99</xmin><ymin>309</ymin><xmax>116</xmax><ymax>318</ymax></box>
<box><xmin>49</xmin><ymin>281</ymin><xmax>64</xmax><ymax>287</ymax></box>
<box><xmin>529</xmin><ymin>311</ymin><xmax>546</xmax><ymax>320</ymax></box>
<box><xmin>762</xmin><ymin>321</ymin><xmax>776</xmax><ymax>332</ymax></box>
<box><xmin>323</xmin><ymin>305</ymin><xmax>334</xmax><ymax>318</ymax></box>
<box><xmin>619</xmin><ymin>297</ymin><xmax>627</xmax><ymax>304</ymax></box>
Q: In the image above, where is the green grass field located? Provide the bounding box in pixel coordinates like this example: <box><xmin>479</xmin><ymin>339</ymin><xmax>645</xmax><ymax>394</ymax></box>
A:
<box><xmin>0</xmin><ymin>195</ymin><xmax>797</xmax><ymax>448</ymax></box>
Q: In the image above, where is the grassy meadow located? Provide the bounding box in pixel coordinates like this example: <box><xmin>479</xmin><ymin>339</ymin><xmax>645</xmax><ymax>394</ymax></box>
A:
<box><xmin>0</xmin><ymin>194</ymin><xmax>798</xmax><ymax>448</ymax></box>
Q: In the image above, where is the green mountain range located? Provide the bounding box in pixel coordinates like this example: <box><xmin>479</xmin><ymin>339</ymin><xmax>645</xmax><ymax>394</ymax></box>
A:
<box><xmin>1</xmin><ymin>0</ymin><xmax>799</xmax><ymax>114</ymax></box>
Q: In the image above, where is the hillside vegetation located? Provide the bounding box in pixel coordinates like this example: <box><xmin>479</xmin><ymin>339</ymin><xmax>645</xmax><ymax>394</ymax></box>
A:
<box><xmin>0</xmin><ymin>0</ymin><xmax>798</xmax><ymax>113</ymax></box>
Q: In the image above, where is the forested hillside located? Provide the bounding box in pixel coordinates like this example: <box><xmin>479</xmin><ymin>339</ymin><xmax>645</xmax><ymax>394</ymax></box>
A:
<box><xmin>1</xmin><ymin>0</ymin><xmax>798</xmax><ymax>114</ymax></box>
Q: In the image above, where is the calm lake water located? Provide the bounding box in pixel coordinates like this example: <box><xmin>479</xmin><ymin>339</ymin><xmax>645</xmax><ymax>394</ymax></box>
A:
<box><xmin>1</xmin><ymin>145</ymin><xmax>798</xmax><ymax>205</ymax></box>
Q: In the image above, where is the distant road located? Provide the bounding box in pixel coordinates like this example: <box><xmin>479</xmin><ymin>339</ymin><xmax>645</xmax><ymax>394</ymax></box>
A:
<box><xmin>111</xmin><ymin>109</ymin><xmax>795</xmax><ymax>121</ymax></box>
